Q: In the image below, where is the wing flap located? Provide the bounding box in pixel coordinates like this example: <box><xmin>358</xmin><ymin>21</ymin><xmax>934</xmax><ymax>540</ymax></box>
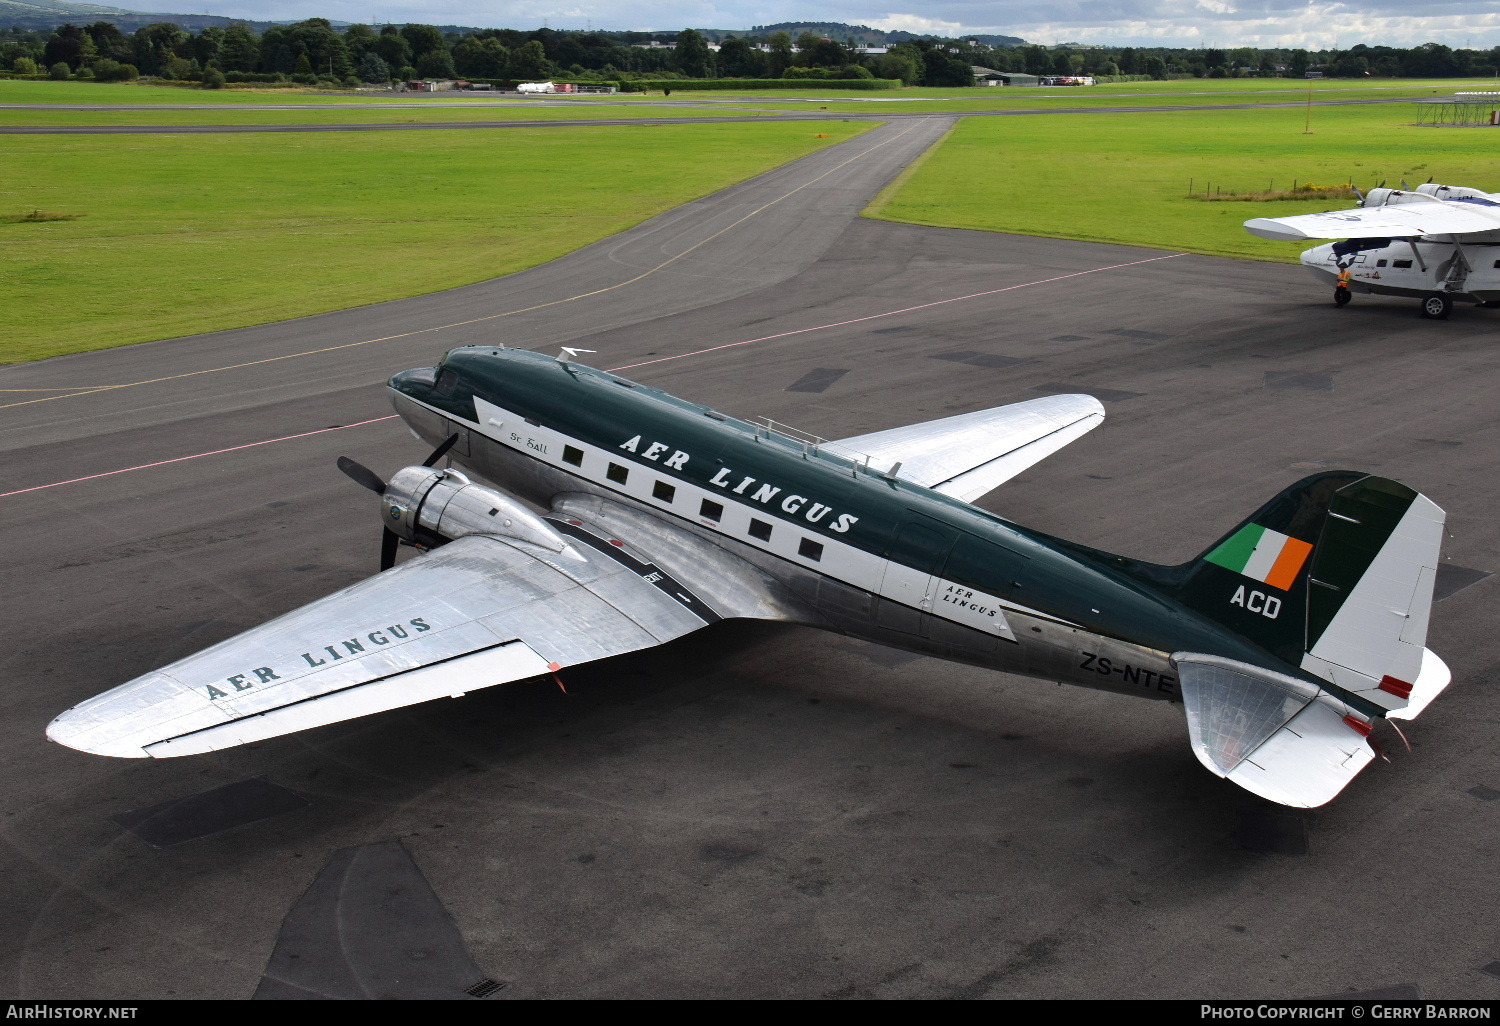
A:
<box><xmin>143</xmin><ymin>640</ymin><xmax>550</xmax><ymax>757</ymax></box>
<box><xmin>823</xmin><ymin>395</ymin><xmax>1105</xmax><ymax>503</ymax></box>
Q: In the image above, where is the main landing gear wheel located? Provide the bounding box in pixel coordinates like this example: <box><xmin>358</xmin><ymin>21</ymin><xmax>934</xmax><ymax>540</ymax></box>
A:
<box><xmin>1334</xmin><ymin>287</ymin><xmax>1351</xmax><ymax>307</ymax></box>
<box><xmin>1420</xmin><ymin>293</ymin><xmax>1453</xmax><ymax>320</ymax></box>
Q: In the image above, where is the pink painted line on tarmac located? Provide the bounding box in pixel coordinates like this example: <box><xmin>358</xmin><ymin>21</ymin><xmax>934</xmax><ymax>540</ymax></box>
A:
<box><xmin>0</xmin><ymin>415</ymin><xmax>399</xmax><ymax>499</ymax></box>
<box><xmin>606</xmin><ymin>252</ymin><xmax>1187</xmax><ymax>373</ymax></box>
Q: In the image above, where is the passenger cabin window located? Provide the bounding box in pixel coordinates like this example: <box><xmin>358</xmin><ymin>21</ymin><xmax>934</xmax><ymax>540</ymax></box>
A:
<box><xmin>1376</xmin><ymin>259</ymin><xmax>1388</xmax><ymax>267</ymax></box>
<box><xmin>1494</xmin><ymin>259</ymin><xmax>1500</xmax><ymax>269</ymax></box>
<box><xmin>653</xmin><ymin>481</ymin><xmax>676</xmax><ymax>503</ymax></box>
<box><xmin>607</xmin><ymin>463</ymin><xmax>629</xmax><ymax>484</ymax></box>
<box><xmin>435</xmin><ymin>369</ymin><xmax>458</xmax><ymax>395</ymax></box>
<box><xmin>798</xmin><ymin>538</ymin><xmax>824</xmax><ymax>562</ymax></box>
<box><xmin>562</xmin><ymin>445</ymin><xmax>584</xmax><ymax>467</ymax></box>
<box><xmin>700</xmin><ymin>499</ymin><xmax>724</xmax><ymax>522</ymax></box>
<box><xmin>1393</xmin><ymin>259</ymin><xmax>1413</xmax><ymax>268</ymax></box>
<box><xmin>749</xmin><ymin>519</ymin><xmax>772</xmax><ymax>542</ymax></box>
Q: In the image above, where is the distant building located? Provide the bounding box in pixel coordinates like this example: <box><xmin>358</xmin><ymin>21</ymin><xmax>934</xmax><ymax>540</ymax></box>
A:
<box><xmin>996</xmin><ymin>72</ymin><xmax>1042</xmax><ymax>86</ymax></box>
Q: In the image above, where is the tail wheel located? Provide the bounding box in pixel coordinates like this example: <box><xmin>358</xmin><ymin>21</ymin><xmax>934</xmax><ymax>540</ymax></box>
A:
<box><xmin>1420</xmin><ymin>293</ymin><xmax>1453</xmax><ymax>320</ymax></box>
<box><xmin>1334</xmin><ymin>287</ymin><xmax>1352</xmax><ymax>307</ymax></box>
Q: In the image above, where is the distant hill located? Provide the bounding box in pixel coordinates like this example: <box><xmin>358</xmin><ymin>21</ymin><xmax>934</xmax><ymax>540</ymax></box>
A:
<box><xmin>0</xmin><ymin>3</ymin><xmax>1026</xmax><ymax>45</ymax></box>
<box><xmin>725</xmin><ymin>21</ymin><xmax>1026</xmax><ymax>47</ymax></box>
<box><xmin>0</xmin><ymin>0</ymin><xmax>320</xmax><ymax>31</ymax></box>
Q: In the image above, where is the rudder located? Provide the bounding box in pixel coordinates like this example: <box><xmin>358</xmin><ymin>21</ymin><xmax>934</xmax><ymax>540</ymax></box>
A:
<box><xmin>1170</xmin><ymin>472</ymin><xmax>1448</xmax><ymax>720</ymax></box>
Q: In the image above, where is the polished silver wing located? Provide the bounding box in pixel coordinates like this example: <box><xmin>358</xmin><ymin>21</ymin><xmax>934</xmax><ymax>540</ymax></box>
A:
<box><xmin>48</xmin><ymin>493</ymin><xmax>805</xmax><ymax>758</ymax></box>
<box><xmin>822</xmin><ymin>395</ymin><xmax>1105</xmax><ymax>504</ymax></box>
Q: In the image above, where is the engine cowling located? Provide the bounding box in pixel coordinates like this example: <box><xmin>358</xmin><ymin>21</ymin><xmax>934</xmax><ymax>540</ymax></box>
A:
<box><xmin>380</xmin><ymin>465</ymin><xmax>575</xmax><ymax>556</ymax></box>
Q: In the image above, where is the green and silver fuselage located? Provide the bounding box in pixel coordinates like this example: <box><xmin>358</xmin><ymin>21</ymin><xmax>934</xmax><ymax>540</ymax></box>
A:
<box><xmin>389</xmin><ymin>347</ymin><xmax>1317</xmax><ymax>708</ymax></box>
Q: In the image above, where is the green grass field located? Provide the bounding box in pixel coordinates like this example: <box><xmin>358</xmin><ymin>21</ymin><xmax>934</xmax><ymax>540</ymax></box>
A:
<box><xmin>0</xmin><ymin>103</ymin><xmax>764</xmax><ymax>126</ymax></box>
<box><xmin>649</xmin><ymin>78</ymin><xmax>1500</xmax><ymax>112</ymax></box>
<box><xmin>865</xmin><ymin>103</ymin><xmax>1499</xmax><ymax>262</ymax></box>
<box><xmin>0</xmin><ymin>80</ymin><xmax>647</xmax><ymax>103</ymax></box>
<box><xmin>0</xmin><ymin>120</ymin><xmax>869</xmax><ymax>363</ymax></box>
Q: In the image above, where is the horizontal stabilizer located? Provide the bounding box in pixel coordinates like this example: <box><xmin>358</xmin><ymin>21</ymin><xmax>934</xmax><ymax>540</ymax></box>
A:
<box><xmin>824</xmin><ymin>395</ymin><xmax>1105</xmax><ymax>504</ymax></box>
<box><xmin>1175</xmin><ymin>653</ymin><xmax>1376</xmax><ymax>808</ymax></box>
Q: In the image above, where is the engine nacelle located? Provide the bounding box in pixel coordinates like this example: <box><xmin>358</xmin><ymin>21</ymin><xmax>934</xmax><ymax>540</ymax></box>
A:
<box><xmin>1415</xmin><ymin>183</ymin><xmax>1495</xmax><ymax>201</ymax></box>
<box><xmin>380</xmin><ymin>465</ymin><xmax>575</xmax><ymax>555</ymax></box>
<box><xmin>1359</xmin><ymin>187</ymin><xmax>1432</xmax><ymax>209</ymax></box>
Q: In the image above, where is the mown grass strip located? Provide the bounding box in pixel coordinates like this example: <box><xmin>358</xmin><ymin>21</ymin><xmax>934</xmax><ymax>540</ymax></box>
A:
<box><xmin>0</xmin><ymin>103</ymin><xmax>760</xmax><ymax>127</ymax></box>
<box><xmin>0</xmin><ymin>121</ymin><xmax>869</xmax><ymax>363</ymax></box>
<box><xmin>865</xmin><ymin>103</ymin><xmax>1498</xmax><ymax>262</ymax></box>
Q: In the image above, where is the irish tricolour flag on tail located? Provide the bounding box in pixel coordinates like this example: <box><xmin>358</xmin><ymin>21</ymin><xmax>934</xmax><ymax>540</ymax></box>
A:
<box><xmin>1204</xmin><ymin>524</ymin><xmax>1314</xmax><ymax>592</ymax></box>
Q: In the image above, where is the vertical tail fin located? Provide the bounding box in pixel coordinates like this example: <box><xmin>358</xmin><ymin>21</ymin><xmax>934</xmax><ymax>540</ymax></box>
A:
<box><xmin>1171</xmin><ymin>472</ymin><xmax>1449</xmax><ymax>719</ymax></box>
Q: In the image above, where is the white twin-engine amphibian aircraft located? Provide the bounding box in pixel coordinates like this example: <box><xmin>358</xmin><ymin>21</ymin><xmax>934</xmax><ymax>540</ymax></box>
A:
<box><xmin>48</xmin><ymin>348</ymin><xmax>1452</xmax><ymax>808</ymax></box>
<box><xmin>1245</xmin><ymin>181</ymin><xmax>1500</xmax><ymax>319</ymax></box>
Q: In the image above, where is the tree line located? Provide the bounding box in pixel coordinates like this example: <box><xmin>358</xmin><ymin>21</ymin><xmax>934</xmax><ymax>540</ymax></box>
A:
<box><xmin>2</xmin><ymin>19</ymin><xmax>1497</xmax><ymax>88</ymax></box>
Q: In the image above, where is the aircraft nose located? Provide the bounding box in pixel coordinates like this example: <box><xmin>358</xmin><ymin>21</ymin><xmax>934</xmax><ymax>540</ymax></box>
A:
<box><xmin>389</xmin><ymin>366</ymin><xmax>439</xmax><ymax>392</ymax></box>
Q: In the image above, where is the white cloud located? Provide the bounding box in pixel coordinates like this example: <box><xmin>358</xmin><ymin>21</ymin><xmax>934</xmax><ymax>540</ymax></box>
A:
<box><xmin>863</xmin><ymin>12</ymin><xmax>968</xmax><ymax>34</ymax></box>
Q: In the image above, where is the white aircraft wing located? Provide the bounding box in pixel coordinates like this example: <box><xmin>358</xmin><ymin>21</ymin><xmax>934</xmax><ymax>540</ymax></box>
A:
<box><xmin>47</xmin><ymin>495</ymin><xmax>798</xmax><ymax>759</ymax></box>
<box><xmin>1244</xmin><ymin>201</ymin><xmax>1500</xmax><ymax>241</ymax></box>
<box><xmin>822</xmin><ymin>395</ymin><xmax>1105</xmax><ymax>504</ymax></box>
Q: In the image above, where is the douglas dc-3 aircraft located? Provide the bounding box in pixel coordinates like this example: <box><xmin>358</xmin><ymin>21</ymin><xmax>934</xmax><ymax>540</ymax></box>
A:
<box><xmin>48</xmin><ymin>347</ymin><xmax>1451</xmax><ymax>807</ymax></box>
<box><xmin>1245</xmin><ymin>181</ymin><xmax>1500</xmax><ymax>319</ymax></box>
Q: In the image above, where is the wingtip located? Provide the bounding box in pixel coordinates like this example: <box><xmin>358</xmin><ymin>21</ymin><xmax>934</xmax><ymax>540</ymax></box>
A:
<box><xmin>1244</xmin><ymin>218</ymin><xmax>1308</xmax><ymax>241</ymax></box>
<box><xmin>46</xmin><ymin>711</ymin><xmax>151</xmax><ymax>758</ymax></box>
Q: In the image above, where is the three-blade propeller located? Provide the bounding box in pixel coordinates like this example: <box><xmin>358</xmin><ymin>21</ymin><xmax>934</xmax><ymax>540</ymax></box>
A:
<box><xmin>336</xmin><ymin>434</ymin><xmax>460</xmax><ymax>571</ymax></box>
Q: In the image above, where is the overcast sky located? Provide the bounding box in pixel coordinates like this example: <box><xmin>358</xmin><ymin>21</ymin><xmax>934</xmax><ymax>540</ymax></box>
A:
<box><xmin>194</xmin><ymin>0</ymin><xmax>1500</xmax><ymax>49</ymax></box>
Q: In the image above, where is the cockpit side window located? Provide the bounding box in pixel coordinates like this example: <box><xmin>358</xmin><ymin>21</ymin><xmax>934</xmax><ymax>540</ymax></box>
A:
<box><xmin>435</xmin><ymin>369</ymin><xmax>458</xmax><ymax>395</ymax></box>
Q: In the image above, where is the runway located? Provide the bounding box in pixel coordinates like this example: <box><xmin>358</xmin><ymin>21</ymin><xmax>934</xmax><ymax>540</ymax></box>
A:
<box><xmin>2</xmin><ymin>117</ymin><xmax>1498</xmax><ymax>1000</ymax></box>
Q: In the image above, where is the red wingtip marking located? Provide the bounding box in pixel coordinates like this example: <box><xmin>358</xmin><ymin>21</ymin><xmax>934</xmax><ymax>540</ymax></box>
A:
<box><xmin>1343</xmin><ymin>715</ymin><xmax>1373</xmax><ymax>737</ymax></box>
<box><xmin>609</xmin><ymin>539</ymin><xmax>623</xmax><ymax>546</ymax></box>
<box><xmin>1379</xmin><ymin>676</ymin><xmax>1414</xmax><ymax>699</ymax></box>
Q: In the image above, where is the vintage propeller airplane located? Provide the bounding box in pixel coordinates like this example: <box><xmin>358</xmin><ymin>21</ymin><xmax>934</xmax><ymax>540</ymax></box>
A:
<box><xmin>48</xmin><ymin>347</ymin><xmax>1451</xmax><ymax>807</ymax></box>
<box><xmin>1245</xmin><ymin>181</ymin><xmax>1500</xmax><ymax>319</ymax></box>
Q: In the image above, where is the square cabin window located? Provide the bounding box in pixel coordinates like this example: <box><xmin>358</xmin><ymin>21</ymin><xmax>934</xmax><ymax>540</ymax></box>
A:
<box><xmin>652</xmin><ymin>481</ymin><xmax>676</xmax><ymax>503</ymax></box>
<box><xmin>1376</xmin><ymin>259</ymin><xmax>1388</xmax><ymax>267</ymax></box>
<box><xmin>749</xmin><ymin>519</ymin><xmax>772</xmax><ymax>542</ymax></box>
<box><xmin>607</xmin><ymin>463</ymin><xmax>629</xmax><ymax>485</ymax></box>
<box><xmin>699</xmin><ymin>499</ymin><xmax>724</xmax><ymax>522</ymax></box>
<box><xmin>798</xmin><ymin>538</ymin><xmax>824</xmax><ymax>562</ymax></box>
<box><xmin>562</xmin><ymin>445</ymin><xmax>584</xmax><ymax>467</ymax></box>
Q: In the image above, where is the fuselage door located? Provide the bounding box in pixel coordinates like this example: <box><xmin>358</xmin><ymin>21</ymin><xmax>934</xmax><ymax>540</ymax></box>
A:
<box><xmin>876</xmin><ymin>517</ymin><xmax>958</xmax><ymax>633</ymax></box>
